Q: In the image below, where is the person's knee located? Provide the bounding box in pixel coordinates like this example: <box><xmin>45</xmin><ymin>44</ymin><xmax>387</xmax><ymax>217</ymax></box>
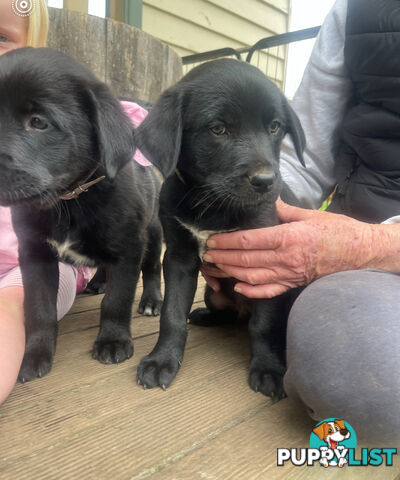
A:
<box><xmin>284</xmin><ymin>270</ymin><xmax>400</xmax><ymax>444</ymax></box>
<box><xmin>285</xmin><ymin>366</ymin><xmax>400</xmax><ymax>445</ymax></box>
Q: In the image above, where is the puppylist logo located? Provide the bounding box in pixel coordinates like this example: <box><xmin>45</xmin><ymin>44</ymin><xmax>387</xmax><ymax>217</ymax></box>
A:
<box><xmin>12</xmin><ymin>0</ymin><xmax>35</xmax><ymax>17</ymax></box>
<box><xmin>277</xmin><ymin>418</ymin><xmax>397</xmax><ymax>468</ymax></box>
<box><xmin>310</xmin><ymin>419</ymin><xmax>356</xmax><ymax>467</ymax></box>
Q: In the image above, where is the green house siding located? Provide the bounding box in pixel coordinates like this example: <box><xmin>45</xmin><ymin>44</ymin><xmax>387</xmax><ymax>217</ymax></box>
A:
<box><xmin>142</xmin><ymin>0</ymin><xmax>290</xmax><ymax>88</ymax></box>
<box><xmin>64</xmin><ymin>0</ymin><xmax>291</xmax><ymax>88</ymax></box>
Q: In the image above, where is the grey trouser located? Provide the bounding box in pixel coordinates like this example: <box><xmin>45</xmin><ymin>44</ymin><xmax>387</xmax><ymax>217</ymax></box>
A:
<box><xmin>283</xmin><ymin>269</ymin><xmax>400</xmax><ymax>445</ymax></box>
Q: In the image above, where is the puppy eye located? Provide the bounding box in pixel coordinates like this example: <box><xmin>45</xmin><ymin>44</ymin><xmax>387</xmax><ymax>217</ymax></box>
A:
<box><xmin>268</xmin><ymin>120</ymin><xmax>281</xmax><ymax>134</ymax></box>
<box><xmin>328</xmin><ymin>428</ymin><xmax>333</xmax><ymax>434</ymax></box>
<box><xmin>30</xmin><ymin>116</ymin><xmax>48</xmax><ymax>130</ymax></box>
<box><xmin>209</xmin><ymin>124</ymin><xmax>227</xmax><ymax>136</ymax></box>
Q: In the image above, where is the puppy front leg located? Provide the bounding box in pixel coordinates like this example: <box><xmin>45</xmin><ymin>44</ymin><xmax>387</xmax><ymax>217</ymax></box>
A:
<box><xmin>248</xmin><ymin>297</ymin><xmax>287</xmax><ymax>399</ymax></box>
<box><xmin>92</xmin><ymin>252</ymin><xmax>143</xmax><ymax>364</ymax></box>
<box><xmin>137</xmin><ymin>248</ymin><xmax>199</xmax><ymax>389</ymax></box>
<box><xmin>138</xmin><ymin>214</ymin><xmax>163</xmax><ymax>316</ymax></box>
<box><xmin>18</xmin><ymin>243</ymin><xmax>59</xmax><ymax>383</ymax></box>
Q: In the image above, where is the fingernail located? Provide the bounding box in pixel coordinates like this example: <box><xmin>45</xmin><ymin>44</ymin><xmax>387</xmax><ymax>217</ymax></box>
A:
<box><xmin>207</xmin><ymin>239</ymin><xmax>216</xmax><ymax>248</ymax></box>
<box><xmin>234</xmin><ymin>285</ymin><xmax>242</xmax><ymax>294</ymax></box>
<box><xmin>203</xmin><ymin>253</ymin><xmax>212</xmax><ymax>262</ymax></box>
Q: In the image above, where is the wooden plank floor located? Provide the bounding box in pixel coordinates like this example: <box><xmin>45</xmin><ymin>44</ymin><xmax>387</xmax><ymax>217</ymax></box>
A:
<box><xmin>0</xmin><ymin>276</ymin><xmax>398</xmax><ymax>479</ymax></box>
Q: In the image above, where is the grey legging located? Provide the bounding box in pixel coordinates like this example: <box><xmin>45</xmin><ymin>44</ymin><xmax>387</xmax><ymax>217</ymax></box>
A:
<box><xmin>283</xmin><ymin>269</ymin><xmax>400</xmax><ymax>445</ymax></box>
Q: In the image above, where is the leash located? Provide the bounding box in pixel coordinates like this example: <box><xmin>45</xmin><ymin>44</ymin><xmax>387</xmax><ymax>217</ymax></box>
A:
<box><xmin>59</xmin><ymin>164</ymin><xmax>105</xmax><ymax>201</ymax></box>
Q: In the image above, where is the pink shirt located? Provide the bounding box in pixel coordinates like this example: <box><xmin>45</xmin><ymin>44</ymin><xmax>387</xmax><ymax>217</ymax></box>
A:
<box><xmin>0</xmin><ymin>101</ymin><xmax>151</xmax><ymax>284</ymax></box>
<box><xmin>0</xmin><ymin>206</ymin><xmax>19</xmax><ymax>274</ymax></box>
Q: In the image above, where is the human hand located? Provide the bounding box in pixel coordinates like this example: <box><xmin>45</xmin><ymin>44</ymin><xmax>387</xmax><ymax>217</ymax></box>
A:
<box><xmin>202</xmin><ymin>199</ymin><xmax>383</xmax><ymax>298</ymax></box>
<box><xmin>199</xmin><ymin>262</ymin><xmax>227</xmax><ymax>293</ymax></box>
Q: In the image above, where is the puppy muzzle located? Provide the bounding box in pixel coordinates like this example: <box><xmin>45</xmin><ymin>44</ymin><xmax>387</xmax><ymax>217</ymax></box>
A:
<box><xmin>249</xmin><ymin>172</ymin><xmax>276</xmax><ymax>193</ymax></box>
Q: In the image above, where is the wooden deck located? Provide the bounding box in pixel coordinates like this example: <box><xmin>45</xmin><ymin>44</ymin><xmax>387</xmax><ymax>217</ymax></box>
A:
<box><xmin>0</xmin><ymin>276</ymin><xmax>398</xmax><ymax>479</ymax></box>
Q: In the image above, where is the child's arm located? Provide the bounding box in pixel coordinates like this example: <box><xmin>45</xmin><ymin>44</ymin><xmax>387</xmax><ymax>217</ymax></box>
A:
<box><xmin>0</xmin><ymin>286</ymin><xmax>25</xmax><ymax>404</ymax></box>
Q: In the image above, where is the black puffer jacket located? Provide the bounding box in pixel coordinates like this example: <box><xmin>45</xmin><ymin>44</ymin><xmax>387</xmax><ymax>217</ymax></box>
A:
<box><xmin>328</xmin><ymin>0</ymin><xmax>400</xmax><ymax>223</ymax></box>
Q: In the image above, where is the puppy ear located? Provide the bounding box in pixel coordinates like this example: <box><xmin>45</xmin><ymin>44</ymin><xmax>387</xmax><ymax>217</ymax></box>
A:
<box><xmin>283</xmin><ymin>100</ymin><xmax>306</xmax><ymax>167</ymax></box>
<box><xmin>312</xmin><ymin>423</ymin><xmax>327</xmax><ymax>440</ymax></box>
<box><xmin>335</xmin><ymin>420</ymin><xmax>346</xmax><ymax>430</ymax></box>
<box><xmin>135</xmin><ymin>87</ymin><xmax>183</xmax><ymax>179</ymax></box>
<box><xmin>87</xmin><ymin>84</ymin><xmax>135</xmax><ymax>179</ymax></box>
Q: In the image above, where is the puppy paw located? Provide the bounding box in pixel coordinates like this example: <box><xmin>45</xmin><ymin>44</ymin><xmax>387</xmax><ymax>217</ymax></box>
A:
<box><xmin>85</xmin><ymin>280</ymin><xmax>106</xmax><ymax>295</ymax></box>
<box><xmin>248</xmin><ymin>364</ymin><xmax>286</xmax><ymax>399</ymax></box>
<box><xmin>18</xmin><ymin>345</ymin><xmax>55</xmax><ymax>383</ymax></box>
<box><xmin>189</xmin><ymin>308</ymin><xmax>216</xmax><ymax>326</ymax></box>
<box><xmin>137</xmin><ymin>352</ymin><xmax>181</xmax><ymax>389</ymax></box>
<box><xmin>92</xmin><ymin>337</ymin><xmax>133</xmax><ymax>364</ymax></box>
<box><xmin>189</xmin><ymin>308</ymin><xmax>234</xmax><ymax>327</ymax></box>
<box><xmin>85</xmin><ymin>267</ymin><xmax>107</xmax><ymax>294</ymax></box>
<box><xmin>138</xmin><ymin>295</ymin><xmax>162</xmax><ymax>316</ymax></box>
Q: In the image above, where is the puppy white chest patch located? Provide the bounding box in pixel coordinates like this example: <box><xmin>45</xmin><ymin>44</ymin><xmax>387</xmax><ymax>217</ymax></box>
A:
<box><xmin>47</xmin><ymin>238</ymin><xmax>95</xmax><ymax>266</ymax></box>
<box><xmin>176</xmin><ymin>219</ymin><xmax>225</xmax><ymax>259</ymax></box>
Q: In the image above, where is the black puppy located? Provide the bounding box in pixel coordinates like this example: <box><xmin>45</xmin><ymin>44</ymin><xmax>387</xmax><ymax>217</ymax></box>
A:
<box><xmin>135</xmin><ymin>59</ymin><xmax>305</xmax><ymax>397</ymax></box>
<box><xmin>0</xmin><ymin>47</ymin><xmax>163</xmax><ymax>382</ymax></box>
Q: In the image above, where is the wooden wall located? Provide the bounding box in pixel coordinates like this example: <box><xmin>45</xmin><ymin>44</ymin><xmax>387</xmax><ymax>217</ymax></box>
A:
<box><xmin>47</xmin><ymin>7</ymin><xmax>182</xmax><ymax>103</ymax></box>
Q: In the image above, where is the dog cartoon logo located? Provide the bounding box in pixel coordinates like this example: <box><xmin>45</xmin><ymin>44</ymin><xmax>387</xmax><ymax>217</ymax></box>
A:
<box><xmin>310</xmin><ymin>418</ymin><xmax>357</xmax><ymax>468</ymax></box>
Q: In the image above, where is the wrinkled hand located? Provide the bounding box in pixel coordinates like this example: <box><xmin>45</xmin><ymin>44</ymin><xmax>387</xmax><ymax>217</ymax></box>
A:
<box><xmin>201</xmin><ymin>199</ymin><xmax>386</xmax><ymax>298</ymax></box>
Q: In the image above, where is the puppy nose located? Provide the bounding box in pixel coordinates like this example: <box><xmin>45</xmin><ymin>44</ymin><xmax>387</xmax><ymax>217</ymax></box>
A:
<box><xmin>249</xmin><ymin>172</ymin><xmax>275</xmax><ymax>193</ymax></box>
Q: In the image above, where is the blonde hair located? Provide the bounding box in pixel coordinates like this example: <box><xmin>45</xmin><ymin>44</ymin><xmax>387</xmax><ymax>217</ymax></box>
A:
<box><xmin>26</xmin><ymin>0</ymin><xmax>49</xmax><ymax>47</ymax></box>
